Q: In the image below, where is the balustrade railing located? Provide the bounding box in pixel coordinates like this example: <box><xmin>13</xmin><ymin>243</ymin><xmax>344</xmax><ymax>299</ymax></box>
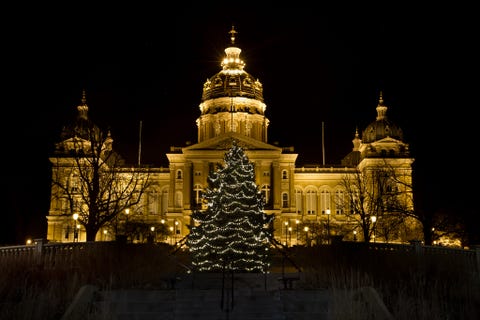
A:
<box><xmin>1</xmin><ymin>239</ymin><xmax>479</xmax><ymax>276</ymax></box>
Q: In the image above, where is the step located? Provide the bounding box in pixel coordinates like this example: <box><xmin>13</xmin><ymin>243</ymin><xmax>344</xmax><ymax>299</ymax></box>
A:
<box><xmin>64</xmin><ymin>279</ymin><xmax>392</xmax><ymax>320</ymax></box>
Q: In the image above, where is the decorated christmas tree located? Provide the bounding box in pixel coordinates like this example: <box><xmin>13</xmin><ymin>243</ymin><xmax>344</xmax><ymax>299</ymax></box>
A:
<box><xmin>187</xmin><ymin>140</ymin><xmax>273</xmax><ymax>272</ymax></box>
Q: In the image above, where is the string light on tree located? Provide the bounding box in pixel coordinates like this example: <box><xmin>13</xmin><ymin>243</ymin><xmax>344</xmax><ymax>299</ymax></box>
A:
<box><xmin>187</xmin><ymin>140</ymin><xmax>273</xmax><ymax>272</ymax></box>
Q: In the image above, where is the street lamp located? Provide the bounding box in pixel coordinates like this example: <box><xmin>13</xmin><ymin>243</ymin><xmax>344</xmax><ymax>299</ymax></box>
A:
<box><xmin>169</xmin><ymin>226</ymin><xmax>174</xmax><ymax>245</ymax></box>
<box><xmin>371</xmin><ymin>215</ymin><xmax>377</xmax><ymax>243</ymax></box>
<box><xmin>284</xmin><ymin>221</ymin><xmax>289</xmax><ymax>246</ymax></box>
<box><xmin>150</xmin><ymin>226</ymin><xmax>156</xmax><ymax>243</ymax></box>
<box><xmin>174</xmin><ymin>220</ymin><xmax>179</xmax><ymax>245</ymax></box>
<box><xmin>288</xmin><ymin>226</ymin><xmax>292</xmax><ymax>247</ymax></box>
<box><xmin>353</xmin><ymin>230</ymin><xmax>357</xmax><ymax>242</ymax></box>
<box><xmin>326</xmin><ymin>209</ymin><xmax>331</xmax><ymax>244</ymax></box>
<box><xmin>295</xmin><ymin>219</ymin><xmax>300</xmax><ymax>245</ymax></box>
<box><xmin>304</xmin><ymin>226</ymin><xmax>309</xmax><ymax>246</ymax></box>
<box><xmin>125</xmin><ymin>208</ymin><xmax>130</xmax><ymax>240</ymax></box>
<box><xmin>73</xmin><ymin>213</ymin><xmax>79</xmax><ymax>242</ymax></box>
<box><xmin>160</xmin><ymin>219</ymin><xmax>166</xmax><ymax>242</ymax></box>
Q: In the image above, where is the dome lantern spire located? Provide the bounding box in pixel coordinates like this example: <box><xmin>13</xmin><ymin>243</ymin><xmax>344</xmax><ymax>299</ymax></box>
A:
<box><xmin>77</xmin><ymin>89</ymin><xmax>89</xmax><ymax>120</ymax></box>
<box><xmin>229</xmin><ymin>25</ymin><xmax>237</xmax><ymax>45</ymax></box>
<box><xmin>222</xmin><ymin>26</ymin><xmax>245</xmax><ymax>72</ymax></box>
<box><xmin>352</xmin><ymin>127</ymin><xmax>361</xmax><ymax>151</ymax></box>
<box><xmin>376</xmin><ymin>90</ymin><xmax>387</xmax><ymax>121</ymax></box>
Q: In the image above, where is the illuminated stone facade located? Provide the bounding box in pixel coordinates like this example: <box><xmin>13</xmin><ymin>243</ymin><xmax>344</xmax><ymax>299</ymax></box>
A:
<box><xmin>46</xmin><ymin>28</ymin><xmax>418</xmax><ymax>244</ymax></box>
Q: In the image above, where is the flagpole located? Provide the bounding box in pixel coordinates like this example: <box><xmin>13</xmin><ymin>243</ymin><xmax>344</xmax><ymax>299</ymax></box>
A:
<box><xmin>138</xmin><ymin>120</ymin><xmax>142</xmax><ymax>166</ymax></box>
<box><xmin>322</xmin><ymin>121</ymin><xmax>325</xmax><ymax>166</ymax></box>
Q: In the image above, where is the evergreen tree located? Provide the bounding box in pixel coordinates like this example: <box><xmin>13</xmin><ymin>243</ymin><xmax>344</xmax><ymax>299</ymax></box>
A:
<box><xmin>187</xmin><ymin>141</ymin><xmax>273</xmax><ymax>272</ymax></box>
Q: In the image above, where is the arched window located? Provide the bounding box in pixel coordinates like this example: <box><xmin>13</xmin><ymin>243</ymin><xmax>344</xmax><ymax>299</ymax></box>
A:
<box><xmin>350</xmin><ymin>189</ymin><xmax>360</xmax><ymax>215</ymax></box>
<box><xmin>161</xmin><ymin>189</ymin><xmax>168</xmax><ymax>215</ymax></box>
<box><xmin>282</xmin><ymin>170</ymin><xmax>288</xmax><ymax>180</ymax></box>
<box><xmin>320</xmin><ymin>190</ymin><xmax>331</xmax><ymax>214</ymax></box>
<box><xmin>69</xmin><ymin>173</ymin><xmax>79</xmax><ymax>193</ymax></box>
<box><xmin>176</xmin><ymin>170</ymin><xmax>183</xmax><ymax>180</ymax></box>
<box><xmin>148</xmin><ymin>190</ymin><xmax>160</xmax><ymax>214</ymax></box>
<box><xmin>295</xmin><ymin>189</ymin><xmax>303</xmax><ymax>214</ymax></box>
<box><xmin>214</xmin><ymin>77</ymin><xmax>222</xmax><ymax>87</ymax></box>
<box><xmin>335</xmin><ymin>190</ymin><xmax>344</xmax><ymax>214</ymax></box>
<box><xmin>306</xmin><ymin>190</ymin><xmax>317</xmax><ymax>215</ymax></box>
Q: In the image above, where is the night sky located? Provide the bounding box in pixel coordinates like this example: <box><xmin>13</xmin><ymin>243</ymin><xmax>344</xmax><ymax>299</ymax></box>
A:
<box><xmin>3</xmin><ymin>4</ymin><xmax>478</xmax><ymax>244</ymax></box>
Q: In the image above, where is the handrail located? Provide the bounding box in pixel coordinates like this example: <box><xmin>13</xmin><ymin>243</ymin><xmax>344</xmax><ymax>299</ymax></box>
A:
<box><xmin>269</xmin><ymin>237</ymin><xmax>302</xmax><ymax>273</ymax></box>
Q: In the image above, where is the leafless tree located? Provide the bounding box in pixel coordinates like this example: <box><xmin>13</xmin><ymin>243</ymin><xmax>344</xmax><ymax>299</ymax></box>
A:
<box><xmin>337</xmin><ymin>165</ymin><xmax>408</xmax><ymax>243</ymax></box>
<box><xmin>388</xmin><ymin>170</ymin><xmax>459</xmax><ymax>245</ymax></box>
<box><xmin>50</xmin><ymin>118</ymin><xmax>152</xmax><ymax>242</ymax></box>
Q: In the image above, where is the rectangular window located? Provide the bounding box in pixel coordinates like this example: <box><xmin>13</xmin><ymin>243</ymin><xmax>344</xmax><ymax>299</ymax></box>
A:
<box><xmin>282</xmin><ymin>193</ymin><xmax>288</xmax><ymax>208</ymax></box>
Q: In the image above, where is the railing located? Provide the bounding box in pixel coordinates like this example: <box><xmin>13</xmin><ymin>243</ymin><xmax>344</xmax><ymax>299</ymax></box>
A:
<box><xmin>1</xmin><ymin>239</ymin><xmax>479</xmax><ymax>277</ymax></box>
<box><xmin>333</xmin><ymin>240</ymin><xmax>480</xmax><ymax>278</ymax></box>
<box><xmin>0</xmin><ymin>239</ymin><xmax>118</xmax><ymax>268</ymax></box>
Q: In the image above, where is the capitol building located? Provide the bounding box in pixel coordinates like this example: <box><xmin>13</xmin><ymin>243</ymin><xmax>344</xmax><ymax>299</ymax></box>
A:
<box><xmin>46</xmin><ymin>28</ymin><xmax>419</xmax><ymax>245</ymax></box>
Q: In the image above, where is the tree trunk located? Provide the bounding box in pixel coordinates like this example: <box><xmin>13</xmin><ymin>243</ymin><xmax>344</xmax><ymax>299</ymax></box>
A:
<box><xmin>86</xmin><ymin>226</ymin><xmax>98</xmax><ymax>242</ymax></box>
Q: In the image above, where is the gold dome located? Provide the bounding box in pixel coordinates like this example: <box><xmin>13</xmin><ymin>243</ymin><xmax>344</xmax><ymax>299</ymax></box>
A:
<box><xmin>200</xmin><ymin>26</ymin><xmax>264</xmax><ymax>115</ymax></box>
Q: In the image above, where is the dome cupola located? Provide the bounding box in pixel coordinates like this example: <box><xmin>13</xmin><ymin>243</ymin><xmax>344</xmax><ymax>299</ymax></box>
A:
<box><xmin>200</xmin><ymin>27</ymin><xmax>264</xmax><ymax>105</ymax></box>
<box><xmin>362</xmin><ymin>91</ymin><xmax>403</xmax><ymax>143</ymax></box>
<box><xmin>196</xmin><ymin>27</ymin><xmax>269</xmax><ymax>144</ymax></box>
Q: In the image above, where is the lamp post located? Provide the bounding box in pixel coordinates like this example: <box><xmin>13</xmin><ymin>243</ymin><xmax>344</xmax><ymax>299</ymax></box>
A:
<box><xmin>160</xmin><ymin>219</ymin><xmax>166</xmax><ymax>242</ymax></box>
<box><xmin>73</xmin><ymin>213</ymin><xmax>79</xmax><ymax>242</ymax></box>
<box><xmin>169</xmin><ymin>226</ymin><xmax>174</xmax><ymax>245</ymax></box>
<box><xmin>304</xmin><ymin>226</ymin><xmax>309</xmax><ymax>246</ymax></box>
<box><xmin>174</xmin><ymin>220</ymin><xmax>179</xmax><ymax>245</ymax></box>
<box><xmin>353</xmin><ymin>230</ymin><xmax>357</xmax><ymax>242</ymax></box>
<box><xmin>288</xmin><ymin>226</ymin><xmax>292</xmax><ymax>247</ymax></box>
<box><xmin>284</xmin><ymin>221</ymin><xmax>289</xmax><ymax>246</ymax></box>
<box><xmin>295</xmin><ymin>219</ymin><xmax>300</xmax><ymax>245</ymax></box>
<box><xmin>371</xmin><ymin>215</ymin><xmax>377</xmax><ymax>243</ymax></box>
<box><xmin>326</xmin><ymin>209</ymin><xmax>331</xmax><ymax>244</ymax></box>
<box><xmin>150</xmin><ymin>226</ymin><xmax>156</xmax><ymax>243</ymax></box>
<box><xmin>124</xmin><ymin>208</ymin><xmax>130</xmax><ymax>241</ymax></box>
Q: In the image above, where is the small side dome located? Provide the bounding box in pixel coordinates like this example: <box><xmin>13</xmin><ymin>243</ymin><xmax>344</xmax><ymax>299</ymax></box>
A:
<box><xmin>362</xmin><ymin>92</ymin><xmax>403</xmax><ymax>143</ymax></box>
<box><xmin>60</xmin><ymin>90</ymin><xmax>100</xmax><ymax>141</ymax></box>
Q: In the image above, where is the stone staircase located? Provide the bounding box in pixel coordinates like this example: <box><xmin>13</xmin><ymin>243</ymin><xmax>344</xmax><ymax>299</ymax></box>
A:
<box><xmin>61</xmin><ymin>273</ymin><xmax>393</xmax><ymax>320</ymax></box>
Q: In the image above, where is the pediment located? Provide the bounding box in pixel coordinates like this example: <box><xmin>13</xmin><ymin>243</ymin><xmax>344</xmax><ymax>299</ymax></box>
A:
<box><xmin>183</xmin><ymin>132</ymin><xmax>282</xmax><ymax>152</ymax></box>
<box><xmin>370</xmin><ymin>136</ymin><xmax>404</xmax><ymax>145</ymax></box>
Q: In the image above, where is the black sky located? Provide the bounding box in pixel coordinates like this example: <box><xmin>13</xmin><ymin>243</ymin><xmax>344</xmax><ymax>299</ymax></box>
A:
<box><xmin>3</xmin><ymin>4</ymin><xmax>478</xmax><ymax>244</ymax></box>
